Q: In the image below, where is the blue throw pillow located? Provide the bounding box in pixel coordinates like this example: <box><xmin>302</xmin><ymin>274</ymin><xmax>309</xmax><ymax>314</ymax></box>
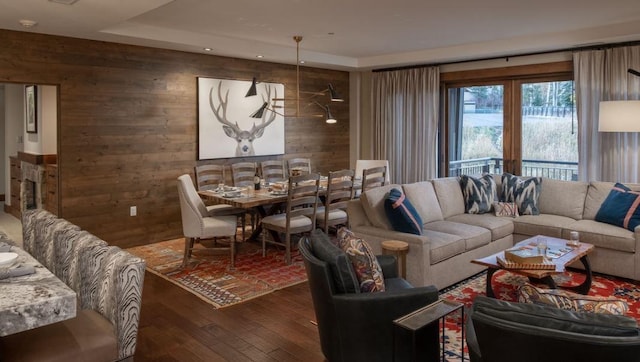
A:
<box><xmin>595</xmin><ymin>183</ymin><xmax>640</xmax><ymax>232</ymax></box>
<box><xmin>384</xmin><ymin>188</ymin><xmax>423</xmax><ymax>235</ymax></box>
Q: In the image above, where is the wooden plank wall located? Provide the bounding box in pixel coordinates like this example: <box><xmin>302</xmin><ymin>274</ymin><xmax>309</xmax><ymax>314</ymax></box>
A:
<box><xmin>0</xmin><ymin>30</ymin><xmax>349</xmax><ymax>248</ymax></box>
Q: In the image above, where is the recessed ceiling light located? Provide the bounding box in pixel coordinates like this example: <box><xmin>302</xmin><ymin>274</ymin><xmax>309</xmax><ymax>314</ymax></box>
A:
<box><xmin>19</xmin><ymin>19</ymin><xmax>37</xmax><ymax>28</ymax></box>
<box><xmin>49</xmin><ymin>0</ymin><xmax>80</xmax><ymax>5</ymax></box>
<box><xmin>256</xmin><ymin>55</ymin><xmax>264</xmax><ymax>59</ymax></box>
<box><xmin>203</xmin><ymin>48</ymin><xmax>212</xmax><ymax>52</ymax></box>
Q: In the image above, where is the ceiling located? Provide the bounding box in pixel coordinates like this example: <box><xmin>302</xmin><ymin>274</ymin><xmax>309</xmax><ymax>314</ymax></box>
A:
<box><xmin>2</xmin><ymin>0</ymin><xmax>640</xmax><ymax>71</ymax></box>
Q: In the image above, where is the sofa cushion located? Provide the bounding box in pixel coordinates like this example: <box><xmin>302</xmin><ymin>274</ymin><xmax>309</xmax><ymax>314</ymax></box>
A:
<box><xmin>538</xmin><ymin>178</ymin><xmax>588</xmax><ymax>220</ymax></box>
<box><xmin>337</xmin><ymin>228</ymin><xmax>385</xmax><ymax>292</ymax></box>
<box><xmin>310</xmin><ymin>229</ymin><xmax>359</xmax><ymax>294</ymax></box>
<box><xmin>432</xmin><ymin>177</ymin><xmax>466</xmax><ymax>218</ymax></box>
<box><xmin>447</xmin><ymin>213</ymin><xmax>514</xmax><ymax>241</ymax></box>
<box><xmin>501</xmin><ymin>173</ymin><xmax>542</xmax><ymax>215</ymax></box>
<box><xmin>518</xmin><ymin>282</ymin><xmax>629</xmax><ymax>315</ymax></box>
<box><xmin>595</xmin><ymin>183</ymin><xmax>640</xmax><ymax>232</ymax></box>
<box><xmin>384</xmin><ymin>188</ymin><xmax>423</xmax><ymax>235</ymax></box>
<box><xmin>584</xmin><ymin>181</ymin><xmax>640</xmax><ymax>220</ymax></box>
<box><xmin>472</xmin><ymin>295</ymin><xmax>640</xmax><ymax>337</ymax></box>
<box><xmin>568</xmin><ymin>220</ymin><xmax>636</xmax><ymax>253</ymax></box>
<box><xmin>513</xmin><ymin>214</ymin><xmax>577</xmax><ymax>238</ymax></box>
<box><xmin>493</xmin><ymin>202</ymin><xmax>519</xmax><ymax>218</ymax></box>
<box><xmin>460</xmin><ymin>174</ymin><xmax>497</xmax><ymax>214</ymax></box>
<box><xmin>360</xmin><ymin>184</ymin><xmax>401</xmax><ymax>230</ymax></box>
<box><xmin>422</xmin><ymin>229</ymin><xmax>466</xmax><ymax>264</ymax></box>
<box><xmin>425</xmin><ymin>220</ymin><xmax>491</xmax><ymax>251</ymax></box>
<box><xmin>402</xmin><ymin>182</ymin><xmax>444</xmax><ymax>223</ymax></box>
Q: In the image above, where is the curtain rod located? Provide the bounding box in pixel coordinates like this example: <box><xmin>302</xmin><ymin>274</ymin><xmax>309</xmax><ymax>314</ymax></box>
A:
<box><xmin>372</xmin><ymin>40</ymin><xmax>640</xmax><ymax>73</ymax></box>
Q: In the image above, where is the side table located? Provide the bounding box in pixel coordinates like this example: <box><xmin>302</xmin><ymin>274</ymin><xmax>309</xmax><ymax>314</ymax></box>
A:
<box><xmin>382</xmin><ymin>240</ymin><xmax>409</xmax><ymax>278</ymax></box>
<box><xmin>393</xmin><ymin>299</ymin><xmax>464</xmax><ymax>362</ymax></box>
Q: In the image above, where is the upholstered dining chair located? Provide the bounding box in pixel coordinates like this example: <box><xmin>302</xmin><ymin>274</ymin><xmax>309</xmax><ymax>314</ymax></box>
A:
<box><xmin>361</xmin><ymin>165</ymin><xmax>388</xmax><ymax>192</ymax></box>
<box><xmin>261</xmin><ymin>172</ymin><xmax>320</xmax><ymax>264</ymax></box>
<box><xmin>195</xmin><ymin>164</ymin><xmax>248</xmax><ymax>240</ymax></box>
<box><xmin>177</xmin><ymin>174</ymin><xmax>238</xmax><ymax>268</ymax></box>
<box><xmin>261</xmin><ymin>160</ymin><xmax>286</xmax><ymax>184</ymax></box>
<box><xmin>286</xmin><ymin>157</ymin><xmax>311</xmax><ymax>176</ymax></box>
<box><xmin>316</xmin><ymin>169</ymin><xmax>355</xmax><ymax>234</ymax></box>
<box><xmin>231</xmin><ymin>162</ymin><xmax>257</xmax><ymax>188</ymax></box>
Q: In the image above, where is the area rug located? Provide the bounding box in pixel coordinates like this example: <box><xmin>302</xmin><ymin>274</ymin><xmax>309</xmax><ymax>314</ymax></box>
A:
<box><xmin>438</xmin><ymin>269</ymin><xmax>640</xmax><ymax>361</ymax></box>
<box><xmin>127</xmin><ymin>238</ymin><xmax>307</xmax><ymax>309</ymax></box>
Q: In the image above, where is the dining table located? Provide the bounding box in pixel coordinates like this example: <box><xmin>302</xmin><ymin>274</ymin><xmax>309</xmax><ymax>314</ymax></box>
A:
<box><xmin>0</xmin><ymin>240</ymin><xmax>77</xmax><ymax>337</ymax></box>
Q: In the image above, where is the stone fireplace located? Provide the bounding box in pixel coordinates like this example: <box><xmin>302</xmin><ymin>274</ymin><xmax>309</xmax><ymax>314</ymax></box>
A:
<box><xmin>21</xmin><ymin>162</ymin><xmax>46</xmax><ymax>212</ymax></box>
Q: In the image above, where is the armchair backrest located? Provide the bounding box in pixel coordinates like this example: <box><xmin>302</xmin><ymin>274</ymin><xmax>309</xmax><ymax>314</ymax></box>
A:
<box><xmin>469</xmin><ymin>296</ymin><xmax>640</xmax><ymax>362</ymax></box>
<box><xmin>177</xmin><ymin>174</ymin><xmax>208</xmax><ymax>238</ymax></box>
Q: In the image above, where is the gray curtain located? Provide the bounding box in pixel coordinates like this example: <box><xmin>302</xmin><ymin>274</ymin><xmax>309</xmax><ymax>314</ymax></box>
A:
<box><xmin>371</xmin><ymin>67</ymin><xmax>440</xmax><ymax>183</ymax></box>
<box><xmin>574</xmin><ymin>46</ymin><xmax>640</xmax><ymax>183</ymax></box>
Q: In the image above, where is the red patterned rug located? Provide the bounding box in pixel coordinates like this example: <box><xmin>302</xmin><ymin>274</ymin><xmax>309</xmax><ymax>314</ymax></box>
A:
<box><xmin>438</xmin><ymin>269</ymin><xmax>640</xmax><ymax>361</ymax></box>
<box><xmin>127</xmin><ymin>238</ymin><xmax>307</xmax><ymax>308</ymax></box>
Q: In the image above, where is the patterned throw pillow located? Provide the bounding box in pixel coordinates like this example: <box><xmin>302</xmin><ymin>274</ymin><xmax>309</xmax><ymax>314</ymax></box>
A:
<box><xmin>460</xmin><ymin>174</ymin><xmax>497</xmax><ymax>214</ymax></box>
<box><xmin>336</xmin><ymin>227</ymin><xmax>385</xmax><ymax>293</ymax></box>
<box><xmin>384</xmin><ymin>188</ymin><xmax>423</xmax><ymax>235</ymax></box>
<box><xmin>493</xmin><ymin>202</ymin><xmax>519</xmax><ymax>218</ymax></box>
<box><xmin>595</xmin><ymin>183</ymin><xmax>640</xmax><ymax>232</ymax></box>
<box><xmin>501</xmin><ymin>173</ymin><xmax>542</xmax><ymax>215</ymax></box>
<box><xmin>518</xmin><ymin>283</ymin><xmax>629</xmax><ymax>315</ymax></box>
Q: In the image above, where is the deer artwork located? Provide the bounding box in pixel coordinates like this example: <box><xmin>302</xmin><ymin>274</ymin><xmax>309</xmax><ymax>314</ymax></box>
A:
<box><xmin>209</xmin><ymin>81</ymin><xmax>278</xmax><ymax>157</ymax></box>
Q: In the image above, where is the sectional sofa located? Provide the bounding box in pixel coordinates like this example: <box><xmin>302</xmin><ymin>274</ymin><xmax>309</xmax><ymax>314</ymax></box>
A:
<box><xmin>347</xmin><ymin>176</ymin><xmax>640</xmax><ymax>289</ymax></box>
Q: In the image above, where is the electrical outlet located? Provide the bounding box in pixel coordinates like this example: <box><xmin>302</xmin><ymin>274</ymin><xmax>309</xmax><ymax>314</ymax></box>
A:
<box><xmin>130</xmin><ymin>206</ymin><xmax>137</xmax><ymax>216</ymax></box>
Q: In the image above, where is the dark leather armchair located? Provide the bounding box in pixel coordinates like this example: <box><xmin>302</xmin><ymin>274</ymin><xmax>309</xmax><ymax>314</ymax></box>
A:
<box><xmin>467</xmin><ymin>296</ymin><xmax>640</xmax><ymax>362</ymax></box>
<box><xmin>299</xmin><ymin>229</ymin><xmax>440</xmax><ymax>362</ymax></box>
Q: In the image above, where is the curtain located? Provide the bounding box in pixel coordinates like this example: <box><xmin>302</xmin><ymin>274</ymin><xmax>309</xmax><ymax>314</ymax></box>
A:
<box><xmin>371</xmin><ymin>67</ymin><xmax>439</xmax><ymax>183</ymax></box>
<box><xmin>574</xmin><ymin>46</ymin><xmax>640</xmax><ymax>183</ymax></box>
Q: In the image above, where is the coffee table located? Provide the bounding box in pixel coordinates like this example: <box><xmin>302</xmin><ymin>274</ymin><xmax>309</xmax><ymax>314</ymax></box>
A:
<box><xmin>471</xmin><ymin>235</ymin><xmax>594</xmax><ymax>298</ymax></box>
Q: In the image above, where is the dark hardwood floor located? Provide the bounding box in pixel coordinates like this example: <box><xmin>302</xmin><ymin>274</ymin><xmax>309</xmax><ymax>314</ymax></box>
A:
<box><xmin>135</xmin><ymin>272</ymin><xmax>325</xmax><ymax>361</ymax></box>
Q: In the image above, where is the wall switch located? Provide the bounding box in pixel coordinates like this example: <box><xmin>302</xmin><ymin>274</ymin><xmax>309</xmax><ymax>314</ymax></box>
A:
<box><xmin>130</xmin><ymin>206</ymin><xmax>137</xmax><ymax>216</ymax></box>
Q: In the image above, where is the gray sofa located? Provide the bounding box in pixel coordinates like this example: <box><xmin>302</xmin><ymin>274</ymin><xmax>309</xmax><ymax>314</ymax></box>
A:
<box><xmin>347</xmin><ymin>176</ymin><xmax>640</xmax><ymax>289</ymax></box>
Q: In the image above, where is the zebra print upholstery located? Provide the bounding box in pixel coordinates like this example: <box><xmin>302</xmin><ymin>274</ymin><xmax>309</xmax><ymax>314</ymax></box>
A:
<box><xmin>78</xmin><ymin>244</ymin><xmax>146</xmax><ymax>360</ymax></box>
<box><xmin>21</xmin><ymin>208</ymin><xmax>56</xmax><ymax>255</ymax></box>
<box><xmin>53</xmin><ymin>228</ymin><xmax>107</xmax><ymax>292</ymax></box>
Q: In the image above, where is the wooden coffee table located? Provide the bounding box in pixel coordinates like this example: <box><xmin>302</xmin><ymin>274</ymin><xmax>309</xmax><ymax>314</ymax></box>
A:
<box><xmin>471</xmin><ymin>235</ymin><xmax>594</xmax><ymax>298</ymax></box>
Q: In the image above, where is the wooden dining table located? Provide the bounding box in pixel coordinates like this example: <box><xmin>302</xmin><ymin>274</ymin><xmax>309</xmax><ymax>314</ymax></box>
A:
<box><xmin>0</xmin><ymin>244</ymin><xmax>77</xmax><ymax>336</ymax></box>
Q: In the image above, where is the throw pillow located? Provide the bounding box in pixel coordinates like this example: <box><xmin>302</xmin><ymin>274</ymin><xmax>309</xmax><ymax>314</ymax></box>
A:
<box><xmin>459</xmin><ymin>174</ymin><xmax>497</xmax><ymax>214</ymax></box>
<box><xmin>518</xmin><ymin>283</ymin><xmax>629</xmax><ymax>315</ymax></box>
<box><xmin>493</xmin><ymin>201</ymin><xmax>519</xmax><ymax>217</ymax></box>
<box><xmin>336</xmin><ymin>227</ymin><xmax>385</xmax><ymax>293</ymax></box>
<box><xmin>384</xmin><ymin>188</ymin><xmax>423</xmax><ymax>235</ymax></box>
<box><xmin>595</xmin><ymin>183</ymin><xmax>640</xmax><ymax>232</ymax></box>
<box><xmin>501</xmin><ymin>173</ymin><xmax>542</xmax><ymax>215</ymax></box>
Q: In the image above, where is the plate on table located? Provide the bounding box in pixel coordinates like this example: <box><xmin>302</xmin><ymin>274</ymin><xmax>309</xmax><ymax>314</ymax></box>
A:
<box><xmin>223</xmin><ymin>192</ymin><xmax>241</xmax><ymax>198</ymax></box>
<box><xmin>0</xmin><ymin>252</ymin><xmax>18</xmax><ymax>267</ymax></box>
<box><xmin>270</xmin><ymin>190</ymin><xmax>288</xmax><ymax>196</ymax></box>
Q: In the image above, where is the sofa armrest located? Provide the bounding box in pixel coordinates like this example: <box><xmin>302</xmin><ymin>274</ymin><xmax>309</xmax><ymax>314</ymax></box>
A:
<box><xmin>376</xmin><ymin>254</ymin><xmax>398</xmax><ymax>278</ymax></box>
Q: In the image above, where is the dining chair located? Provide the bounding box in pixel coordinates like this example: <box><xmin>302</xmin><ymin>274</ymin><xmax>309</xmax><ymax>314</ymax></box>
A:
<box><xmin>195</xmin><ymin>164</ymin><xmax>247</xmax><ymax>240</ymax></box>
<box><xmin>361</xmin><ymin>165</ymin><xmax>388</xmax><ymax>192</ymax></box>
<box><xmin>231</xmin><ymin>162</ymin><xmax>257</xmax><ymax>188</ymax></box>
<box><xmin>261</xmin><ymin>172</ymin><xmax>320</xmax><ymax>265</ymax></box>
<box><xmin>287</xmin><ymin>158</ymin><xmax>311</xmax><ymax>176</ymax></box>
<box><xmin>316</xmin><ymin>169</ymin><xmax>355</xmax><ymax>234</ymax></box>
<box><xmin>355</xmin><ymin>159</ymin><xmax>391</xmax><ymax>183</ymax></box>
<box><xmin>177</xmin><ymin>174</ymin><xmax>238</xmax><ymax>268</ymax></box>
<box><xmin>261</xmin><ymin>160</ymin><xmax>286</xmax><ymax>184</ymax></box>
<box><xmin>195</xmin><ymin>164</ymin><xmax>225</xmax><ymax>191</ymax></box>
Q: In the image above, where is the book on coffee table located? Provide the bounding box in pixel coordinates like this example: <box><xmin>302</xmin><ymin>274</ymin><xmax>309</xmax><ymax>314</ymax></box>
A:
<box><xmin>504</xmin><ymin>247</ymin><xmax>544</xmax><ymax>264</ymax></box>
<box><xmin>496</xmin><ymin>256</ymin><xmax>556</xmax><ymax>270</ymax></box>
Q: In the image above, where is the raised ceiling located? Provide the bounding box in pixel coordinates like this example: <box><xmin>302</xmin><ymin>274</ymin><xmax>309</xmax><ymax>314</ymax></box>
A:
<box><xmin>1</xmin><ymin>0</ymin><xmax>640</xmax><ymax>70</ymax></box>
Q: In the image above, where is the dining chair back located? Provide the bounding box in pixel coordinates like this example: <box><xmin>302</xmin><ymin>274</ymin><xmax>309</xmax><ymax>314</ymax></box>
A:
<box><xmin>361</xmin><ymin>165</ymin><xmax>388</xmax><ymax>192</ymax></box>
<box><xmin>355</xmin><ymin>159</ymin><xmax>391</xmax><ymax>183</ymax></box>
<box><xmin>287</xmin><ymin>158</ymin><xmax>311</xmax><ymax>176</ymax></box>
<box><xmin>195</xmin><ymin>164</ymin><xmax>225</xmax><ymax>191</ymax></box>
<box><xmin>261</xmin><ymin>160</ymin><xmax>286</xmax><ymax>184</ymax></box>
<box><xmin>231</xmin><ymin>162</ymin><xmax>257</xmax><ymax>188</ymax></box>
<box><xmin>177</xmin><ymin>174</ymin><xmax>238</xmax><ymax>267</ymax></box>
<box><xmin>317</xmin><ymin>169</ymin><xmax>355</xmax><ymax>234</ymax></box>
<box><xmin>261</xmin><ymin>172</ymin><xmax>320</xmax><ymax>264</ymax></box>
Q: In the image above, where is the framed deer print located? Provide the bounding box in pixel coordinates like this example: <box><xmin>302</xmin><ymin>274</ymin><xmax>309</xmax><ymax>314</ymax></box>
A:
<box><xmin>197</xmin><ymin>77</ymin><xmax>285</xmax><ymax>159</ymax></box>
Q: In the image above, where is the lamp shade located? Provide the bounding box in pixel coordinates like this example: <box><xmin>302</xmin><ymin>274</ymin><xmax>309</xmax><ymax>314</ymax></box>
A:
<box><xmin>598</xmin><ymin>100</ymin><xmax>640</xmax><ymax>132</ymax></box>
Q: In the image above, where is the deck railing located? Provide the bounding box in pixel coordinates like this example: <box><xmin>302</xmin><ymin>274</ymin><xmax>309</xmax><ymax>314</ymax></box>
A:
<box><xmin>449</xmin><ymin>157</ymin><xmax>578</xmax><ymax>181</ymax></box>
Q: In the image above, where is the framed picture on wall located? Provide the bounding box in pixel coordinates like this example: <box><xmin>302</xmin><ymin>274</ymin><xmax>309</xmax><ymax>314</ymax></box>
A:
<box><xmin>25</xmin><ymin>84</ymin><xmax>37</xmax><ymax>133</ymax></box>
